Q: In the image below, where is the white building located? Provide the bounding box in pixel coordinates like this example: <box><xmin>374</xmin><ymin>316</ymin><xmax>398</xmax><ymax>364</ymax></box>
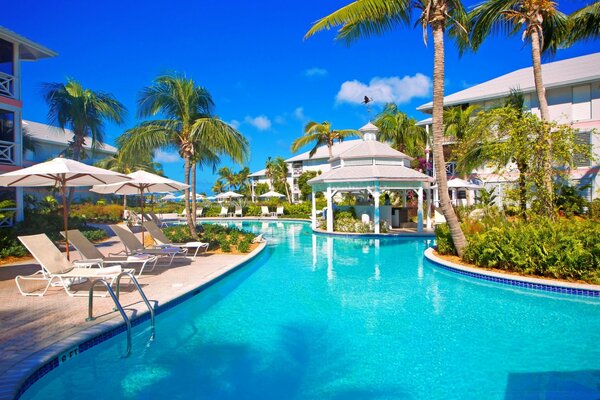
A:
<box><xmin>417</xmin><ymin>52</ymin><xmax>600</xmax><ymax>202</ymax></box>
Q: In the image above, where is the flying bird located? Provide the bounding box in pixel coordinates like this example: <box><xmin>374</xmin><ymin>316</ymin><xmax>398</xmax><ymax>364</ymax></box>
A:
<box><xmin>362</xmin><ymin>96</ymin><xmax>372</xmax><ymax>104</ymax></box>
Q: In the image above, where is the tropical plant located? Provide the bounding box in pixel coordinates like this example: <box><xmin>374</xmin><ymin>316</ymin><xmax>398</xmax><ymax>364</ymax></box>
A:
<box><xmin>291</xmin><ymin>121</ymin><xmax>359</xmax><ymax>159</ymax></box>
<box><xmin>469</xmin><ymin>0</ymin><xmax>569</xmax><ymax>217</ymax></box>
<box><xmin>374</xmin><ymin>103</ymin><xmax>427</xmax><ymax>157</ymax></box>
<box><xmin>42</xmin><ymin>78</ymin><xmax>126</xmax><ymax>209</ymax></box>
<box><xmin>565</xmin><ymin>1</ymin><xmax>600</xmax><ymax>45</ymax></box>
<box><xmin>212</xmin><ymin>179</ymin><xmax>225</xmax><ymax>194</ymax></box>
<box><xmin>298</xmin><ymin>170</ymin><xmax>319</xmax><ymax>201</ymax></box>
<box><xmin>265</xmin><ymin>157</ymin><xmax>292</xmax><ymax>202</ymax></box>
<box><xmin>304</xmin><ymin>0</ymin><xmax>469</xmax><ymax>256</ymax></box>
<box><xmin>118</xmin><ymin>73</ymin><xmax>248</xmax><ymax>238</ymax></box>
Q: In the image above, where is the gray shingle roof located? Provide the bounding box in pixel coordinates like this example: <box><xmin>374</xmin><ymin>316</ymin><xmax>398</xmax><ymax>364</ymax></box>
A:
<box><xmin>308</xmin><ymin>164</ymin><xmax>432</xmax><ymax>184</ymax></box>
<box><xmin>23</xmin><ymin>120</ymin><xmax>118</xmax><ymax>154</ymax></box>
<box><xmin>417</xmin><ymin>52</ymin><xmax>600</xmax><ymax>112</ymax></box>
<box><xmin>285</xmin><ymin>140</ymin><xmax>361</xmax><ymax>162</ymax></box>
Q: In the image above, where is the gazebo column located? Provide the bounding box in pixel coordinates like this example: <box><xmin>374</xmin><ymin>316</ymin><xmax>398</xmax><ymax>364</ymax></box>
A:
<box><xmin>417</xmin><ymin>187</ymin><xmax>423</xmax><ymax>233</ymax></box>
<box><xmin>311</xmin><ymin>189</ymin><xmax>317</xmax><ymax>230</ymax></box>
<box><xmin>402</xmin><ymin>190</ymin><xmax>407</xmax><ymax>207</ymax></box>
<box><xmin>373</xmin><ymin>183</ymin><xmax>381</xmax><ymax>234</ymax></box>
<box><xmin>326</xmin><ymin>186</ymin><xmax>334</xmax><ymax>232</ymax></box>
<box><xmin>426</xmin><ymin>188</ymin><xmax>432</xmax><ymax>229</ymax></box>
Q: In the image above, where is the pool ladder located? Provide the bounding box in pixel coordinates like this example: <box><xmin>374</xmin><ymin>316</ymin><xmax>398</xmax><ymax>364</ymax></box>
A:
<box><xmin>86</xmin><ymin>271</ymin><xmax>155</xmax><ymax>358</ymax></box>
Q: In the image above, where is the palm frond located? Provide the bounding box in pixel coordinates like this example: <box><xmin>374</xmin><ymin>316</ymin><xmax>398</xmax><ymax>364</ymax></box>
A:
<box><xmin>565</xmin><ymin>1</ymin><xmax>600</xmax><ymax>45</ymax></box>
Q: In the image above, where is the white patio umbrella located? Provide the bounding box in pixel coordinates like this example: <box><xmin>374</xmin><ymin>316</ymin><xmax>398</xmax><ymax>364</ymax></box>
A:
<box><xmin>215</xmin><ymin>191</ymin><xmax>243</xmax><ymax>200</ymax></box>
<box><xmin>259</xmin><ymin>190</ymin><xmax>285</xmax><ymax>198</ymax></box>
<box><xmin>160</xmin><ymin>193</ymin><xmax>177</xmax><ymax>201</ymax></box>
<box><xmin>0</xmin><ymin>157</ymin><xmax>131</xmax><ymax>259</ymax></box>
<box><xmin>447</xmin><ymin>178</ymin><xmax>484</xmax><ymax>190</ymax></box>
<box><xmin>91</xmin><ymin>170</ymin><xmax>189</xmax><ymax>243</ymax></box>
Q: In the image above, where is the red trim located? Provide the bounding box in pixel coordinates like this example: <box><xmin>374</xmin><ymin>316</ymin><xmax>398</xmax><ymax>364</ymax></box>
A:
<box><xmin>0</xmin><ymin>164</ymin><xmax>22</xmax><ymax>172</ymax></box>
<box><xmin>0</xmin><ymin>96</ymin><xmax>22</xmax><ymax>108</ymax></box>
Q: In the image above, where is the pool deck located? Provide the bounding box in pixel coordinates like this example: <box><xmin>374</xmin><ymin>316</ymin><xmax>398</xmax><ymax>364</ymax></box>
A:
<box><xmin>0</xmin><ymin>232</ymin><xmax>266</xmax><ymax>400</ymax></box>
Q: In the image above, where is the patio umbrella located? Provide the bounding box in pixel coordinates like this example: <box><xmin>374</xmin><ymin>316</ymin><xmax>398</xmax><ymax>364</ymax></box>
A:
<box><xmin>259</xmin><ymin>190</ymin><xmax>285</xmax><ymax>198</ymax></box>
<box><xmin>160</xmin><ymin>193</ymin><xmax>177</xmax><ymax>201</ymax></box>
<box><xmin>215</xmin><ymin>191</ymin><xmax>243</xmax><ymax>200</ymax></box>
<box><xmin>447</xmin><ymin>178</ymin><xmax>484</xmax><ymax>190</ymax></box>
<box><xmin>0</xmin><ymin>157</ymin><xmax>131</xmax><ymax>259</ymax></box>
<box><xmin>91</xmin><ymin>170</ymin><xmax>189</xmax><ymax>244</ymax></box>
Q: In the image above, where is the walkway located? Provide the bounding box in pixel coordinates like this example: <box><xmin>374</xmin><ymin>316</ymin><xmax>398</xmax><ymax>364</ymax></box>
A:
<box><xmin>0</xmin><ymin>233</ymin><xmax>264</xmax><ymax>399</ymax></box>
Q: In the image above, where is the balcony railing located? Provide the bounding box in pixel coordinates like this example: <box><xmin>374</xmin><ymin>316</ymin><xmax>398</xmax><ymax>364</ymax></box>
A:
<box><xmin>0</xmin><ymin>72</ymin><xmax>14</xmax><ymax>98</ymax></box>
<box><xmin>0</xmin><ymin>208</ymin><xmax>16</xmax><ymax>228</ymax></box>
<box><xmin>292</xmin><ymin>167</ymin><xmax>303</xmax><ymax>176</ymax></box>
<box><xmin>446</xmin><ymin>162</ymin><xmax>456</xmax><ymax>177</ymax></box>
<box><xmin>0</xmin><ymin>140</ymin><xmax>15</xmax><ymax>165</ymax></box>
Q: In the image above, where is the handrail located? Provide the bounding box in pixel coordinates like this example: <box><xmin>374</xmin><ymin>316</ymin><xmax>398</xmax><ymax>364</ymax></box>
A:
<box><xmin>114</xmin><ymin>271</ymin><xmax>155</xmax><ymax>341</ymax></box>
<box><xmin>86</xmin><ymin>279</ymin><xmax>132</xmax><ymax>357</ymax></box>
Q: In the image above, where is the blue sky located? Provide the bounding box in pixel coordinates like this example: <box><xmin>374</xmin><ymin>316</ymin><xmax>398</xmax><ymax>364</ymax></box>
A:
<box><xmin>6</xmin><ymin>0</ymin><xmax>598</xmax><ymax>193</ymax></box>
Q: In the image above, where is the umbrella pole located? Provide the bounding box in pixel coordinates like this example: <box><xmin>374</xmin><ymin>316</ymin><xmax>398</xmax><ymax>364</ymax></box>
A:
<box><xmin>140</xmin><ymin>189</ymin><xmax>145</xmax><ymax>247</ymax></box>
<box><xmin>61</xmin><ymin>183</ymin><xmax>70</xmax><ymax>260</ymax></box>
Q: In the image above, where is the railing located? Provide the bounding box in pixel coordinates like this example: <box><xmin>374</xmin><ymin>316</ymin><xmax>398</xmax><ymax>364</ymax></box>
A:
<box><xmin>445</xmin><ymin>162</ymin><xmax>456</xmax><ymax>177</ymax></box>
<box><xmin>0</xmin><ymin>72</ymin><xmax>14</xmax><ymax>98</ymax></box>
<box><xmin>0</xmin><ymin>207</ymin><xmax>16</xmax><ymax>228</ymax></box>
<box><xmin>0</xmin><ymin>140</ymin><xmax>15</xmax><ymax>165</ymax></box>
<box><xmin>292</xmin><ymin>167</ymin><xmax>303</xmax><ymax>176</ymax></box>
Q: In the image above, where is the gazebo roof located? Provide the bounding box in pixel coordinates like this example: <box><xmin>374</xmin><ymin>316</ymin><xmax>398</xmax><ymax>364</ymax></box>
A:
<box><xmin>308</xmin><ymin>164</ymin><xmax>432</xmax><ymax>184</ymax></box>
<box><xmin>333</xmin><ymin>140</ymin><xmax>413</xmax><ymax>161</ymax></box>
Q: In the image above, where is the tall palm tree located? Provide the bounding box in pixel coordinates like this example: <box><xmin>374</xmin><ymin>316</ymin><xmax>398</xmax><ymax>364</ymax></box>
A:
<box><xmin>217</xmin><ymin>167</ymin><xmax>236</xmax><ymax>190</ymax></box>
<box><xmin>443</xmin><ymin>105</ymin><xmax>480</xmax><ymax>142</ymax></box>
<box><xmin>235</xmin><ymin>167</ymin><xmax>251</xmax><ymax>194</ymax></box>
<box><xmin>291</xmin><ymin>121</ymin><xmax>359</xmax><ymax>159</ymax></box>
<box><xmin>374</xmin><ymin>103</ymin><xmax>427</xmax><ymax>157</ymax></box>
<box><xmin>118</xmin><ymin>73</ymin><xmax>248</xmax><ymax>238</ymax></box>
<box><xmin>305</xmin><ymin>0</ymin><xmax>469</xmax><ymax>256</ymax></box>
<box><xmin>565</xmin><ymin>1</ymin><xmax>600</xmax><ymax>45</ymax></box>
<box><xmin>43</xmin><ymin>78</ymin><xmax>126</xmax><ymax>208</ymax></box>
<box><xmin>469</xmin><ymin>0</ymin><xmax>568</xmax><ymax>216</ymax></box>
<box><xmin>191</xmin><ymin>145</ymin><xmax>220</xmax><ymax>219</ymax></box>
<box><xmin>212</xmin><ymin>179</ymin><xmax>225</xmax><ymax>194</ymax></box>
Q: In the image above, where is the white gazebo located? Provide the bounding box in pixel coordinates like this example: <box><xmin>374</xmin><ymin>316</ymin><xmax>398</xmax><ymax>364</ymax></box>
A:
<box><xmin>308</xmin><ymin>122</ymin><xmax>434</xmax><ymax>234</ymax></box>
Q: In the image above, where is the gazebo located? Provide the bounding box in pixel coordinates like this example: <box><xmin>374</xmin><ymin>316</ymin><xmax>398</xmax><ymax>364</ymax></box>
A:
<box><xmin>308</xmin><ymin>123</ymin><xmax>434</xmax><ymax>233</ymax></box>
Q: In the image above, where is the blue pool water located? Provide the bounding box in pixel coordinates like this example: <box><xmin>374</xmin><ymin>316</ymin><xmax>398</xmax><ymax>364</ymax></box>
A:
<box><xmin>22</xmin><ymin>221</ymin><xmax>600</xmax><ymax>399</ymax></box>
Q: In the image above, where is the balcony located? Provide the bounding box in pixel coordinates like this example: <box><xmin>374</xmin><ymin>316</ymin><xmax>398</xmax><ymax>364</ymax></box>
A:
<box><xmin>292</xmin><ymin>167</ymin><xmax>303</xmax><ymax>176</ymax></box>
<box><xmin>0</xmin><ymin>207</ymin><xmax>16</xmax><ymax>227</ymax></box>
<box><xmin>446</xmin><ymin>162</ymin><xmax>456</xmax><ymax>177</ymax></box>
<box><xmin>0</xmin><ymin>72</ymin><xmax>14</xmax><ymax>98</ymax></box>
<box><xmin>0</xmin><ymin>140</ymin><xmax>15</xmax><ymax>165</ymax></box>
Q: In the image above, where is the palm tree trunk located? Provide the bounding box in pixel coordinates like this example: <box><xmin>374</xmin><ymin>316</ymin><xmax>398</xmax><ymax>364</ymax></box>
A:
<box><xmin>432</xmin><ymin>23</ymin><xmax>467</xmax><ymax>257</ymax></box>
<box><xmin>191</xmin><ymin>161</ymin><xmax>197</xmax><ymax>221</ymax></box>
<box><xmin>530</xmin><ymin>29</ymin><xmax>554</xmax><ymax>217</ymax></box>
<box><xmin>183</xmin><ymin>155</ymin><xmax>198</xmax><ymax>239</ymax></box>
<box><xmin>517</xmin><ymin>159</ymin><xmax>528</xmax><ymax>221</ymax></box>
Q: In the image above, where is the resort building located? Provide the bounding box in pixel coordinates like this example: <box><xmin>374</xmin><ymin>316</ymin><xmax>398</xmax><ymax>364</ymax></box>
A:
<box><xmin>417</xmin><ymin>52</ymin><xmax>600</xmax><ymax>203</ymax></box>
<box><xmin>0</xmin><ymin>27</ymin><xmax>56</xmax><ymax>226</ymax></box>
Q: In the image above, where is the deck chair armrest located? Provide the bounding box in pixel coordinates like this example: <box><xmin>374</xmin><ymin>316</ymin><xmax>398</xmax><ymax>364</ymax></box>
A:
<box><xmin>73</xmin><ymin>259</ymin><xmax>103</xmax><ymax>268</ymax></box>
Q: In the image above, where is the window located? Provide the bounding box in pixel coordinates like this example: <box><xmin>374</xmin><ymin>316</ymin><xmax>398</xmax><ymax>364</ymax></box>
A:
<box><xmin>0</xmin><ymin>109</ymin><xmax>14</xmax><ymax>142</ymax></box>
<box><xmin>0</xmin><ymin>39</ymin><xmax>13</xmax><ymax>75</ymax></box>
<box><xmin>572</xmin><ymin>85</ymin><xmax>591</xmax><ymax>121</ymax></box>
<box><xmin>574</xmin><ymin>131</ymin><xmax>591</xmax><ymax>168</ymax></box>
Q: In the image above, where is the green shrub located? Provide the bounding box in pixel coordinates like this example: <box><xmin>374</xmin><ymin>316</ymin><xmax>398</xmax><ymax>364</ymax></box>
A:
<box><xmin>237</xmin><ymin>238</ymin><xmax>251</xmax><ymax>253</ymax></box>
<box><xmin>589</xmin><ymin>198</ymin><xmax>600</xmax><ymax>220</ymax></box>
<box><xmin>461</xmin><ymin>217</ymin><xmax>600</xmax><ymax>283</ymax></box>
<box><xmin>80</xmin><ymin>228</ymin><xmax>107</xmax><ymax>242</ymax></box>
<box><xmin>435</xmin><ymin>224</ymin><xmax>456</xmax><ymax>255</ymax></box>
<box><xmin>70</xmin><ymin>204</ymin><xmax>123</xmax><ymax>222</ymax></box>
<box><xmin>163</xmin><ymin>225</ymin><xmax>196</xmax><ymax>243</ymax></box>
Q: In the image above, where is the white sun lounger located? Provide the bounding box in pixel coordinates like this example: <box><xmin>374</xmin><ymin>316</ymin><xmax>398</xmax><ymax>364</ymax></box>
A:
<box><xmin>109</xmin><ymin>224</ymin><xmax>187</xmax><ymax>266</ymax></box>
<box><xmin>260</xmin><ymin>206</ymin><xmax>272</xmax><ymax>217</ymax></box>
<box><xmin>143</xmin><ymin>221</ymin><xmax>209</xmax><ymax>260</ymax></box>
<box><xmin>62</xmin><ymin>229</ymin><xmax>159</xmax><ymax>277</ymax></box>
<box><xmin>16</xmin><ymin>234</ymin><xmax>132</xmax><ymax>297</ymax></box>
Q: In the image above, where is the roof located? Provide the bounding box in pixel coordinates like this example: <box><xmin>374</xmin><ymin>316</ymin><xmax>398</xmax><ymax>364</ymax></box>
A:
<box><xmin>0</xmin><ymin>26</ymin><xmax>57</xmax><ymax>60</ymax></box>
<box><xmin>23</xmin><ymin>120</ymin><xmax>118</xmax><ymax>154</ymax></box>
<box><xmin>308</xmin><ymin>164</ymin><xmax>432</xmax><ymax>184</ymax></box>
<box><xmin>334</xmin><ymin>140</ymin><xmax>413</xmax><ymax>161</ymax></box>
<box><xmin>417</xmin><ymin>52</ymin><xmax>600</xmax><ymax>113</ymax></box>
<box><xmin>249</xmin><ymin>168</ymin><xmax>266</xmax><ymax>177</ymax></box>
<box><xmin>359</xmin><ymin>122</ymin><xmax>379</xmax><ymax>132</ymax></box>
<box><xmin>285</xmin><ymin>140</ymin><xmax>361</xmax><ymax>162</ymax></box>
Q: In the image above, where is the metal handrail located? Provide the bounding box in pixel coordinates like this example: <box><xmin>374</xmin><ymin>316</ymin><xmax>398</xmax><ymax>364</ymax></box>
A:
<box><xmin>86</xmin><ymin>279</ymin><xmax>132</xmax><ymax>357</ymax></box>
<box><xmin>114</xmin><ymin>271</ymin><xmax>155</xmax><ymax>341</ymax></box>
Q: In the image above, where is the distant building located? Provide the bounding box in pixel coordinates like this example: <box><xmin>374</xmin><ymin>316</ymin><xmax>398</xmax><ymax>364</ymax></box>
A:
<box><xmin>0</xmin><ymin>27</ymin><xmax>56</xmax><ymax>226</ymax></box>
<box><xmin>417</xmin><ymin>52</ymin><xmax>600</xmax><ymax>203</ymax></box>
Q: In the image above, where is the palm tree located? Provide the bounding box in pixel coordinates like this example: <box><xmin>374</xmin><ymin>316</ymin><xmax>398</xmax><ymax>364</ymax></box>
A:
<box><xmin>235</xmin><ymin>167</ymin><xmax>251</xmax><ymax>194</ymax></box>
<box><xmin>118</xmin><ymin>73</ymin><xmax>248</xmax><ymax>238</ymax></box>
<box><xmin>291</xmin><ymin>121</ymin><xmax>359</xmax><ymax>159</ymax></box>
<box><xmin>43</xmin><ymin>78</ymin><xmax>126</xmax><ymax>208</ymax></box>
<box><xmin>443</xmin><ymin>105</ymin><xmax>480</xmax><ymax>142</ymax></box>
<box><xmin>217</xmin><ymin>167</ymin><xmax>235</xmax><ymax>190</ymax></box>
<box><xmin>305</xmin><ymin>0</ymin><xmax>469</xmax><ymax>256</ymax></box>
<box><xmin>565</xmin><ymin>1</ymin><xmax>600</xmax><ymax>45</ymax></box>
<box><xmin>373</xmin><ymin>103</ymin><xmax>427</xmax><ymax>157</ymax></box>
<box><xmin>191</xmin><ymin>145</ymin><xmax>220</xmax><ymax>219</ymax></box>
<box><xmin>469</xmin><ymin>0</ymin><xmax>568</xmax><ymax>217</ymax></box>
<box><xmin>212</xmin><ymin>179</ymin><xmax>225</xmax><ymax>194</ymax></box>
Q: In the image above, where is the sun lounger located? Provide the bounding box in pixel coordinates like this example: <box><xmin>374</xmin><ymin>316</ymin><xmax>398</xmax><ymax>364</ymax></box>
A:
<box><xmin>109</xmin><ymin>224</ymin><xmax>187</xmax><ymax>266</ymax></box>
<box><xmin>252</xmin><ymin>233</ymin><xmax>265</xmax><ymax>243</ymax></box>
<box><xmin>260</xmin><ymin>206</ymin><xmax>272</xmax><ymax>217</ymax></box>
<box><xmin>62</xmin><ymin>229</ymin><xmax>158</xmax><ymax>277</ymax></box>
<box><xmin>16</xmin><ymin>234</ymin><xmax>133</xmax><ymax>297</ymax></box>
<box><xmin>219</xmin><ymin>206</ymin><xmax>229</xmax><ymax>218</ymax></box>
<box><xmin>148</xmin><ymin>212</ymin><xmax>167</xmax><ymax>227</ymax></box>
<box><xmin>276</xmin><ymin>206</ymin><xmax>284</xmax><ymax>217</ymax></box>
<box><xmin>234</xmin><ymin>206</ymin><xmax>243</xmax><ymax>217</ymax></box>
<box><xmin>143</xmin><ymin>221</ymin><xmax>209</xmax><ymax>259</ymax></box>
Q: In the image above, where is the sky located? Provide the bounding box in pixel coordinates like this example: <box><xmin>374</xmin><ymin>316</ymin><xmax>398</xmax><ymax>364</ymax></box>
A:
<box><xmin>6</xmin><ymin>0</ymin><xmax>599</xmax><ymax>193</ymax></box>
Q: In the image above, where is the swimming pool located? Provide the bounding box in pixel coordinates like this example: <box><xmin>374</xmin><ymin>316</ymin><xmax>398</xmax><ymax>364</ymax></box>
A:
<box><xmin>21</xmin><ymin>221</ymin><xmax>600</xmax><ymax>399</ymax></box>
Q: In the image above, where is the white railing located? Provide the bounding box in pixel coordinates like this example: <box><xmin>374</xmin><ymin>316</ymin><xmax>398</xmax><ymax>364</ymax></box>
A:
<box><xmin>292</xmin><ymin>167</ymin><xmax>303</xmax><ymax>176</ymax></box>
<box><xmin>0</xmin><ymin>208</ymin><xmax>16</xmax><ymax>228</ymax></box>
<box><xmin>0</xmin><ymin>72</ymin><xmax>14</xmax><ymax>98</ymax></box>
<box><xmin>0</xmin><ymin>140</ymin><xmax>15</xmax><ymax>165</ymax></box>
<box><xmin>445</xmin><ymin>162</ymin><xmax>456</xmax><ymax>176</ymax></box>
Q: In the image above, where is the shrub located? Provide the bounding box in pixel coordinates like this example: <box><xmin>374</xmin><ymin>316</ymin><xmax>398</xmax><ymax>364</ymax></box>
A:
<box><xmin>588</xmin><ymin>198</ymin><xmax>600</xmax><ymax>220</ymax></box>
<box><xmin>80</xmin><ymin>228</ymin><xmax>107</xmax><ymax>242</ymax></box>
<box><xmin>237</xmin><ymin>238</ymin><xmax>251</xmax><ymax>253</ymax></box>
<box><xmin>163</xmin><ymin>225</ymin><xmax>196</xmax><ymax>243</ymax></box>
<box><xmin>435</xmin><ymin>224</ymin><xmax>456</xmax><ymax>255</ymax></box>
<box><xmin>70</xmin><ymin>204</ymin><xmax>123</xmax><ymax>222</ymax></box>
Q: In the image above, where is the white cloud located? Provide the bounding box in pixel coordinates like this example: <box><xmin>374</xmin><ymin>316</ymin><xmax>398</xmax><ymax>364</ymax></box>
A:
<box><xmin>293</xmin><ymin>107</ymin><xmax>306</xmax><ymax>120</ymax></box>
<box><xmin>336</xmin><ymin>73</ymin><xmax>432</xmax><ymax>105</ymax></box>
<box><xmin>244</xmin><ymin>115</ymin><xmax>272</xmax><ymax>130</ymax></box>
<box><xmin>229</xmin><ymin>119</ymin><xmax>241</xmax><ymax>129</ymax></box>
<box><xmin>154</xmin><ymin>150</ymin><xmax>180</xmax><ymax>163</ymax></box>
<box><xmin>274</xmin><ymin>115</ymin><xmax>286</xmax><ymax>124</ymax></box>
<box><xmin>304</xmin><ymin>67</ymin><xmax>328</xmax><ymax>78</ymax></box>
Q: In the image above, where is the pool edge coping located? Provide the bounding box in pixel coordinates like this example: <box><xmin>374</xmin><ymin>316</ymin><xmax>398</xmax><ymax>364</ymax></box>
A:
<box><xmin>424</xmin><ymin>247</ymin><xmax>600</xmax><ymax>297</ymax></box>
<box><xmin>2</xmin><ymin>241</ymin><xmax>268</xmax><ymax>400</ymax></box>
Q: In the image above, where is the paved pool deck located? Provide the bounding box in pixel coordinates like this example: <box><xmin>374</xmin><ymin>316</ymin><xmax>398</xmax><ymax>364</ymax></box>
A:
<box><xmin>0</xmin><ymin>232</ymin><xmax>266</xmax><ymax>400</ymax></box>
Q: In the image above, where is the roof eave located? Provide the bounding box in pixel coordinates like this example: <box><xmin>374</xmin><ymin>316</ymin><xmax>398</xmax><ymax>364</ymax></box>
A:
<box><xmin>0</xmin><ymin>27</ymin><xmax>57</xmax><ymax>60</ymax></box>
